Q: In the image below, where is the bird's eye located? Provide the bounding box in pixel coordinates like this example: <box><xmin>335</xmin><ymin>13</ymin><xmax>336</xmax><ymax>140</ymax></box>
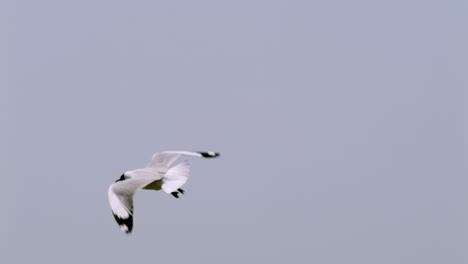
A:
<box><xmin>115</xmin><ymin>174</ymin><xmax>126</xmax><ymax>182</ymax></box>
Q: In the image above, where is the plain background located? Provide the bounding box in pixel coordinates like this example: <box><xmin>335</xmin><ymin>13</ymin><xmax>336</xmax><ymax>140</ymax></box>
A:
<box><xmin>2</xmin><ymin>1</ymin><xmax>466</xmax><ymax>263</ymax></box>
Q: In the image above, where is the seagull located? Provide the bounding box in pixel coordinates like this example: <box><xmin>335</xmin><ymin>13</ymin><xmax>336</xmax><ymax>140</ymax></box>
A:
<box><xmin>108</xmin><ymin>151</ymin><xmax>220</xmax><ymax>234</ymax></box>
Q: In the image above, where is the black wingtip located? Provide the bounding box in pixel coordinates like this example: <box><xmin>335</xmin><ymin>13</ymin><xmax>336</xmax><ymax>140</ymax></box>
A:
<box><xmin>113</xmin><ymin>213</ymin><xmax>133</xmax><ymax>234</ymax></box>
<box><xmin>198</xmin><ymin>152</ymin><xmax>220</xmax><ymax>158</ymax></box>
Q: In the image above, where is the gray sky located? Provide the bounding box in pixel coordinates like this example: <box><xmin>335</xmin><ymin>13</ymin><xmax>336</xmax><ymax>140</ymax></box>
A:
<box><xmin>2</xmin><ymin>1</ymin><xmax>465</xmax><ymax>263</ymax></box>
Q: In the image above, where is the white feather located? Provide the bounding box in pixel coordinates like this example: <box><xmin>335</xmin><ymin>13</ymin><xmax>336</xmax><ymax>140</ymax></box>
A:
<box><xmin>162</xmin><ymin>160</ymin><xmax>191</xmax><ymax>193</ymax></box>
<box><xmin>108</xmin><ymin>150</ymin><xmax>219</xmax><ymax>233</ymax></box>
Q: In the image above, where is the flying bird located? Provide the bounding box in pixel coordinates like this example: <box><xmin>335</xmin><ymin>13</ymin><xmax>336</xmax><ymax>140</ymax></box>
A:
<box><xmin>108</xmin><ymin>151</ymin><xmax>220</xmax><ymax>234</ymax></box>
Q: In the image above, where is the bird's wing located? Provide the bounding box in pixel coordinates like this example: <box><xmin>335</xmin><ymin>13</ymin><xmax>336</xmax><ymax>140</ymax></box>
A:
<box><xmin>108</xmin><ymin>173</ymin><xmax>161</xmax><ymax>234</ymax></box>
<box><xmin>145</xmin><ymin>151</ymin><xmax>219</xmax><ymax>173</ymax></box>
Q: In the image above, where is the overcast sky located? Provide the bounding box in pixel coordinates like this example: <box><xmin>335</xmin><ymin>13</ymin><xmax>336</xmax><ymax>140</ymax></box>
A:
<box><xmin>2</xmin><ymin>1</ymin><xmax>466</xmax><ymax>263</ymax></box>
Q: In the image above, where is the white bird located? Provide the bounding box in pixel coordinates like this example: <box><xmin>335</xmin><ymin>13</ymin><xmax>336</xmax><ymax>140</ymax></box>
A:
<box><xmin>108</xmin><ymin>151</ymin><xmax>220</xmax><ymax>234</ymax></box>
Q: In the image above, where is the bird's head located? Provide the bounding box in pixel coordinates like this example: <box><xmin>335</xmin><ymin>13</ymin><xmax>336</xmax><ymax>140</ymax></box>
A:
<box><xmin>115</xmin><ymin>173</ymin><xmax>127</xmax><ymax>182</ymax></box>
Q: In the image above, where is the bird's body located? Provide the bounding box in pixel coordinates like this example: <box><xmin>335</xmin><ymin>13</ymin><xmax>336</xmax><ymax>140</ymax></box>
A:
<box><xmin>108</xmin><ymin>151</ymin><xmax>220</xmax><ymax>233</ymax></box>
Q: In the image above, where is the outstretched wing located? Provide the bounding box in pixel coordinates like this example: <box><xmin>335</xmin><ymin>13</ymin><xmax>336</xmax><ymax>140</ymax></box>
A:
<box><xmin>108</xmin><ymin>185</ymin><xmax>133</xmax><ymax>233</ymax></box>
<box><xmin>146</xmin><ymin>151</ymin><xmax>220</xmax><ymax>173</ymax></box>
<box><xmin>108</xmin><ymin>176</ymin><xmax>159</xmax><ymax>234</ymax></box>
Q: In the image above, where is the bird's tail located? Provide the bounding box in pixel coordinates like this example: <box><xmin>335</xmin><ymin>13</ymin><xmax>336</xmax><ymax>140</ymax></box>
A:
<box><xmin>162</xmin><ymin>160</ymin><xmax>190</xmax><ymax>194</ymax></box>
